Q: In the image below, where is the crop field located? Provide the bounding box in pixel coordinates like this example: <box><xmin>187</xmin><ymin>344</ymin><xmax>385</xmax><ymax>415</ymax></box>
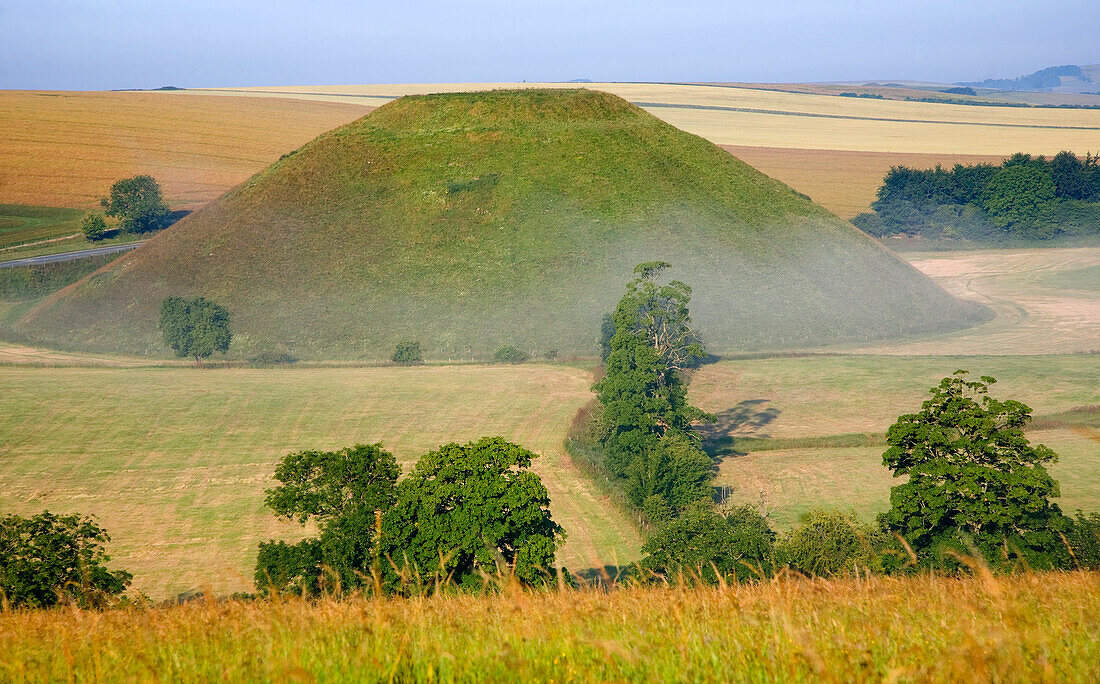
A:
<box><xmin>0</xmin><ymin>91</ymin><xmax>368</xmax><ymax>209</ymax></box>
<box><xmin>0</xmin><ymin>364</ymin><xmax>641</xmax><ymax>598</ymax></box>
<box><xmin>193</xmin><ymin>81</ymin><xmax>1100</xmax><ymax>155</ymax></box>
<box><xmin>719</xmin><ymin>146</ymin><xmax>1006</xmax><ymax>218</ymax></box>
<box><xmin>2</xmin><ymin>572</ymin><xmax>1099</xmax><ymax>682</ymax></box>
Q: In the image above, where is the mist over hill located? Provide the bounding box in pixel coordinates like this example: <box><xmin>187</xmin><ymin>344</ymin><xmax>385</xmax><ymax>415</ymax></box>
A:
<box><xmin>16</xmin><ymin>89</ymin><xmax>987</xmax><ymax>359</ymax></box>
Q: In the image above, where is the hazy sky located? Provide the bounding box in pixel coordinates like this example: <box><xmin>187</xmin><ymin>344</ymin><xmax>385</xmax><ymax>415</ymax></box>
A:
<box><xmin>1</xmin><ymin>1</ymin><xmax>1096</xmax><ymax>90</ymax></box>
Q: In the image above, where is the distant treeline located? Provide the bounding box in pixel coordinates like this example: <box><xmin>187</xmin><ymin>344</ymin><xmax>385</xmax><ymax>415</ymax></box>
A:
<box><xmin>853</xmin><ymin>151</ymin><xmax>1100</xmax><ymax>241</ymax></box>
<box><xmin>958</xmin><ymin>64</ymin><xmax>1088</xmax><ymax>92</ymax></box>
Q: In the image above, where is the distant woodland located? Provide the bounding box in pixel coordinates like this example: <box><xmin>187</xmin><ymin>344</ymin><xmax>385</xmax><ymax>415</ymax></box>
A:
<box><xmin>853</xmin><ymin>151</ymin><xmax>1100</xmax><ymax>242</ymax></box>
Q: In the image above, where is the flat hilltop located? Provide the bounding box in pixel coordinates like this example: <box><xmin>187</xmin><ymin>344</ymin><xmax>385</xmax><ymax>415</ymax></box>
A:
<box><xmin>14</xmin><ymin>89</ymin><xmax>985</xmax><ymax>359</ymax></box>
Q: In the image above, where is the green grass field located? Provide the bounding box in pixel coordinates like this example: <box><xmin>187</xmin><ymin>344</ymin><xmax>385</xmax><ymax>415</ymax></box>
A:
<box><xmin>0</xmin><ymin>204</ymin><xmax>82</xmax><ymax>251</ymax></box>
<box><xmin>14</xmin><ymin>89</ymin><xmax>983</xmax><ymax>360</ymax></box>
<box><xmin>0</xmin><ymin>364</ymin><xmax>641</xmax><ymax>598</ymax></box>
<box><xmin>2</xmin><ymin>573</ymin><xmax>1098</xmax><ymax>682</ymax></box>
<box><xmin>1043</xmin><ymin>264</ymin><xmax>1100</xmax><ymax>292</ymax></box>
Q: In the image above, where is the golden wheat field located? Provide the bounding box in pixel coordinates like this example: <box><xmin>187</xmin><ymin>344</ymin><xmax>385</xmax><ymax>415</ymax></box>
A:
<box><xmin>1</xmin><ymin>572</ymin><xmax>1098</xmax><ymax>682</ymax></box>
<box><xmin>0</xmin><ymin>91</ymin><xmax>368</xmax><ymax>208</ymax></box>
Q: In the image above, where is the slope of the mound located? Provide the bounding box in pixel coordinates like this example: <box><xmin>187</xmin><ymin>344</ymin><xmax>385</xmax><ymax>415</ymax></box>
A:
<box><xmin>16</xmin><ymin>89</ymin><xmax>987</xmax><ymax>358</ymax></box>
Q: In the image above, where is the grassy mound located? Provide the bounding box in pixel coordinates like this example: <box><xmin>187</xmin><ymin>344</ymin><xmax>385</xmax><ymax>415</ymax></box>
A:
<box><xmin>15</xmin><ymin>89</ymin><xmax>986</xmax><ymax>358</ymax></box>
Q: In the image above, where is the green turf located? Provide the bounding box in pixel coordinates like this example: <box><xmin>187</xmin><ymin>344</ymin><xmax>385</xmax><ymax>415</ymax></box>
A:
<box><xmin>0</xmin><ymin>254</ymin><xmax>119</xmax><ymax>301</ymax></box>
<box><xmin>0</xmin><ymin>204</ymin><xmax>82</xmax><ymax>250</ymax></box>
<box><xmin>1042</xmin><ymin>263</ymin><xmax>1100</xmax><ymax>292</ymax></box>
<box><xmin>14</xmin><ymin>89</ymin><xmax>985</xmax><ymax>359</ymax></box>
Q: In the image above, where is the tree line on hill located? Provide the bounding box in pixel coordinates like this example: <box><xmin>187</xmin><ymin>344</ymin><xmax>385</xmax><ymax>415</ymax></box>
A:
<box><xmin>852</xmin><ymin>151</ymin><xmax>1100</xmax><ymax>242</ymax></box>
<box><xmin>3</xmin><ymin>263</ymin><xmax>1100</xmax><ymax>607</ymax></box>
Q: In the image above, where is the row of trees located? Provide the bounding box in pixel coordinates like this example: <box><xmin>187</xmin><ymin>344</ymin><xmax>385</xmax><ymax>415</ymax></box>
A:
<box><xmin>852</xmin><ymin>151</ymin><xmax>1100</xmax><ymax>241</ymax></box>
<box><xmin>82</xmin><ymin>175</ymin><xmax>173</xmax><ymax>242</ymax></box>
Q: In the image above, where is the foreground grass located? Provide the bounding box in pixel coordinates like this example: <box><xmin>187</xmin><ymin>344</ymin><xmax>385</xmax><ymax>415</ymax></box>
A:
<box><xmin>2</xmin><ymin>572</ymin><xmax>1098</xmax><ymax>682</ymax></box>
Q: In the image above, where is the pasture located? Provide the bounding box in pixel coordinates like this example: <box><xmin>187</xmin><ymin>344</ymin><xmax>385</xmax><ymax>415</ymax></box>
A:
<box><xmin>2</xmin><ymin>573</ymin><xmax>1098</xmax><ymax>682</ymax></box>
<box><xmin>690</xmin><ymin>354</ymin><xmax>1100</xmax><ymax>528</ymax></box>
<box><xmin>0</xmin><ymin>364</ymin><xmax>641</xmax><ymax>598</ymax></box>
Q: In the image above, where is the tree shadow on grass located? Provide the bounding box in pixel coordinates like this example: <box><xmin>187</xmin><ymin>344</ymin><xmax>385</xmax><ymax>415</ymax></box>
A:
<box><xmin>696</xmin><ymin>399</ymin><xmax>781</xmax><ymax>458</ymax></box>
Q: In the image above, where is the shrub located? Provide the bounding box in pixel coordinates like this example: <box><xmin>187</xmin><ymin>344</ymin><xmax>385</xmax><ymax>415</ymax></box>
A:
<box><xmin>159</xmin><ymin>296</ymin><xmax>232</xmax><ymax>363</ymax></box>
<box><xmin>1066</xmin><ymin>512</ymin><xmax>1100</xmax><ymax>569</ymax></box>
<box><xmin>391</xmin><ymin>340</ymin><xmax>424</xmax><ymax>364</ymax></box>
<box><xmin>81</xmin><ymin>213</ymin><xmax>108</xmax><ymax>241</ymax></box>
<box><xmin>639</xmin><ymin>501</ymin><xmax>776</xmax><ymax>584</ymax></box>
<box><xmin>250</xmin><ymin>349</ymin><xmax>296</xmax><ymax>367</ymax></box>
<box><xmin>493</xmin><ymin>345</ymin><xmax>528</xmax><ymax>364</ymax></box>
<box><xmin>0</xmin><ymin>511</ymin><xmax>132</xmax><ymax>608</ymax></box>
<box><xmin>544</xmin><ymin>348</ymin><xmax>558</xmax><ymax>361</ymax></box>
<box><xmin>778</xmin><ymin>509</ymin><xmax>886</xmax><ymax>577</ymax></box>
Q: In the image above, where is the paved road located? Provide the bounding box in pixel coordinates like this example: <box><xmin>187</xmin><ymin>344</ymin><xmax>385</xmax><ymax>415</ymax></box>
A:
<box><xmin>0</xmin><ymin>242</ymin><xmax>144</xmax><ymax>269</ymax></box>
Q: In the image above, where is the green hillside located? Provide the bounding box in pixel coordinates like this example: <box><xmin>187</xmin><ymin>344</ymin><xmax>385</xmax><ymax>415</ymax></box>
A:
<box><xmin>15</xmin><ymin>89</ymin><xmax>986</xmax><ymax>359</ymax></box>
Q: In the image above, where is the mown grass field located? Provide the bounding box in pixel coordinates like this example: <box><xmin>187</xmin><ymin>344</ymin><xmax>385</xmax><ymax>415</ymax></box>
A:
<box><xmin>0</xmin><ymin>364</ymin><xmax>641</xmax><ymax>598</ymax></box>
<box><xmin>2</xmin><ymin>572</ymin><xmax>1098</xmax><ymax>682</ymax></box>
<box><xmin>690</xmin><ymin>354</ymin><xmax>1100</xmax><ymax>528</ymax></box>
<box><xmin>0</xmin><ymin>91</ymin><xmax>368</xmax><ymax>209</ymax></box>
<box><xmin>0</xmin><ymin>204</ymin><xmax>82</xmax><ymax>252</ymax></box>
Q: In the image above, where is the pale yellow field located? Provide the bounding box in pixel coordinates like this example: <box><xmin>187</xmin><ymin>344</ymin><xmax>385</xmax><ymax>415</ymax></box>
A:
<box><xmin>0</xmin><ymin>91</ymin><xmax>369</xmax><ymax>208</ymax></box>
<box><xmin>191</xmin><ymin>82</ymin><xmax>1100</xmax><ymax>155</ymax></box>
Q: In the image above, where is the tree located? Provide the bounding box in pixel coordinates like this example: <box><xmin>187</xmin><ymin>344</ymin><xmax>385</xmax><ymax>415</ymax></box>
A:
<box><xmin>81</xmin><ymin>213</ymin><xmax>108</xmax><ymax>242</ymax></box>
<box><xmin>256</xmin><ymin>443</ymin><xmax>400</xmax><ymax>595</ymax></box>
<box><xmin>639</xmin><ymin>501</ymin><xmax>776</xmax><ymax>584</ymax></box>
<box><xmin>624</xmin><ymin>432</ymin><xmax>717</xmax><ymax>517</ymax></box>
<box><xmin>778</xmin><ymin>509</ymin><xmax>887</xmax><ymax>577</ymax></box>
<box><xmin>594</xmin><ymin>262</ymin><xmax>711</xmax><ymax>481</ymax></box>
<box><xmin>391</xmin><ymin>340</ymin><xmax>423</xmax><ymax>364</ymax></box>
<box><xmin>1050</xmin><ymin>150</ymin><xmax>1092</xmax><ymax>200</ymax></box>
<box><xmin>378</xmin><ymin>437</ymin><xmax>563</xmax><ymax>590</ymax></box>
<box><xmin>101</xmin><ymin>175</ymin><xmax>170</xmax><ymax>234</ymax></box>
<box><xmin>0</xmin><ymin>511</ymin><xmax>132</xmax><ymax>608</ymax></box>
<box><xmin>881</xmin><ymin>371</ymin><xmax>1069</xmax><ymax>570</ymax></box>
<box><xmin>159</xmin><ymin>296</ymin><xmax>232</xmax><ymax>364</ymax></box>
<box><xmin>981</xmin><ymin>165</ymin><xmax>1056</xmax><ymax>233</ymax></box>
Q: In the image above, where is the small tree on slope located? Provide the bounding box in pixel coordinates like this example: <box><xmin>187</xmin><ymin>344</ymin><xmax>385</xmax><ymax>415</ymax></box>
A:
<box><xmin>159</xmin><ymin>296</ymin><xmax>232</xmax><ymax>364</ymax></box>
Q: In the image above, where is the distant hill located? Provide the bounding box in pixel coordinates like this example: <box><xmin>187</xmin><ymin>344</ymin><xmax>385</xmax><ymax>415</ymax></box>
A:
<box><xmin>958</xmin><ymin>64</ymin><xmax>1099</xmax><ymax>93</ymax></box>
<box><xmin>16</xmin><ymin>89</ymin><xmax>986</xmax><ymax>359</ymax></box>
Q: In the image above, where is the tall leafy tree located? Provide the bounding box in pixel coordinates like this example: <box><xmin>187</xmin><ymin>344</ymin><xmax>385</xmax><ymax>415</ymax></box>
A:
<box><xmin>256</xmin><ymin>443</ymin><xmax>400</xmax><ymax>595</ymax></box>
<box><xmin>378</xmin><ymin>437</ymin><xmax>563</xmax><ymax>590</ymax></box>
<box><xmin>0</xmin><ymin>512</ymin><xmax>132</xmax><ymax>608</ymax></box>
<box><xmin>881</xmin><ymin>371</ymin><xmax>1069</xmax><ymax>569</ymax></box>
<box><xmin>159</xmin><ymin>296</ymin><xmax>232</xmax><ymax>364</ymax></box>
<box><xmin>100</xmin><ymin>175</ymin><xmax>170</xmax><ymax>234</ymax></box>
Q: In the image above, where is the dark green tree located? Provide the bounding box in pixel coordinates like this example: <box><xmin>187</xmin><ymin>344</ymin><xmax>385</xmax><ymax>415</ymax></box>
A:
<box><xmin>981</xmin><ymin>165</ymin><xmax>1056</xmax><ymax>233</ymax></box>
<box><xmin>256</xmin><ymin>443</ymin><xmax>400</xmax><ymax>595</ymax></box>
<box><xmin>624</xmin><ymin>433</ymin><xmax>717</xmax><ymax>516</ymax></box>
<box><xmin>1050</xmin><ymin>150</ymin><xmax>1093</xmax><ymax>200</ymax></box>
<box><xmin>881</xmin><ymin>371</ymin><xmax>1069</xmax><ymax>570</ymax></box>
<box><xmin>378</xmin><ymin>437</ymin><xmax>563</xmax><ymax>590</ymax></box>
<box><xmin>639</xmin><ymin>501</ymin><xmax>776</xmax><ymax>584</ymax></box>
<box><xmin>159</xmin><ymin>296</ymin><xmax>232</xmax><ymax>364</ymax></box>
<box><xmin>100</xmin><ymin>175</ymin><xmax>170</xmax><ymax>234</ymax></box>
<box><xmin>80</xmin><ymin>213</ymin><xmax>108</xmax><ymax>242</ymax></box>
<box><xmin>0</xmin><ymin>511</ymin><xmax>132</xmax><ymax>608</ymax></box>
<box><xmin>391</xmin><ymin>340</ymin><xmax>423</xmax><ymax>364</ymax></box>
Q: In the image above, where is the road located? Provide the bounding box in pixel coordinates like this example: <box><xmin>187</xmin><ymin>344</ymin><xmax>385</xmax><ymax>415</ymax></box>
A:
<box><xmin>0</xmin><ymin>242</ymin><xmax>144</xmax><ymax>269</ymax></box>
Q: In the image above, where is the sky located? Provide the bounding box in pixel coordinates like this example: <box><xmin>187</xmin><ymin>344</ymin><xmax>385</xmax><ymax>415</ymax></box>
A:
<box><xmin>1</xmin><ymin>0</ymin><xmax>1097</xmax><ymax>90</ymax></box>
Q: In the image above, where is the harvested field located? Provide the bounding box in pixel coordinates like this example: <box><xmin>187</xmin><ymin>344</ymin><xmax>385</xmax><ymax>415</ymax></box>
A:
<box><xmin>720</xmin><ymin>146</ymin><xmax>1005</xmax><ymax>218</ymax></box>
<box><xmin>0</xmin><ymin>91</ymin><xmax>369</xmax><ymax>208</ymax></box>
<box><xmin>0</xmin><ymin>364</ymin><xmax>639</xmax><ymax>598</ymax></box>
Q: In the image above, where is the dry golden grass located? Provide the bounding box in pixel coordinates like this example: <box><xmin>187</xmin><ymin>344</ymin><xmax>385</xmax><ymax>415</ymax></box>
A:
<box><xmin>2</xmin><ymin>572</ymin><xmax>1098</xmax><ymax>682</ymax></box>
<box><xmin>0</xmin><ymin>91</ymin><xmax>369</xmax><ymax>208</ymax></box>
<box><xmin>721</xmin><ymin>146</ymin><xmax>1005</xmax><ymax>218</ymax></box>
